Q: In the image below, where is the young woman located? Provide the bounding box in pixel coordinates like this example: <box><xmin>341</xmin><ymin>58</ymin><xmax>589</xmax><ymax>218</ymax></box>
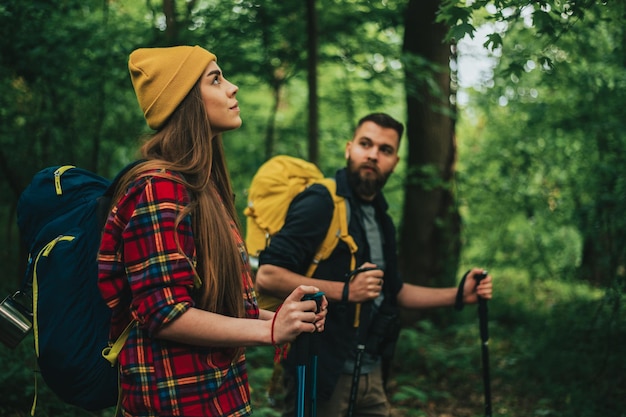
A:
<box><xmin>98</xmin><ymin>45</ymin><xmax>327</xmax><ymax>417</ymax></box>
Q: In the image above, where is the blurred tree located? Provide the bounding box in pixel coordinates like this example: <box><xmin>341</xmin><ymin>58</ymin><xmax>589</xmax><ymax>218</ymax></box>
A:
<box><xmin>399</xmin><ymin>0</ymin><xmax>461</xmax><ymax>295</ymax></box>
<box><xmin>306</xmin><ymin>0</ymin><xmax>319</xmax><ymax>163</ymax></box>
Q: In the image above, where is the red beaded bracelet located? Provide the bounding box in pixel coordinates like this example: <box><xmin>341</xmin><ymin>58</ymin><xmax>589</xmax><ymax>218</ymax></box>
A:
<box><xmin>271</xmin><ymin>304</ymin><xmax>288</xmax><ymax>363</ymax></box>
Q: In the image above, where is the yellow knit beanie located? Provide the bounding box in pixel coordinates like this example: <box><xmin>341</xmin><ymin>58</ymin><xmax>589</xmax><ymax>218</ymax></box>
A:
<box><xmin>128</xmin><ymin>45</ymin><xmax>217</xmax><ymax>130</ymax></box>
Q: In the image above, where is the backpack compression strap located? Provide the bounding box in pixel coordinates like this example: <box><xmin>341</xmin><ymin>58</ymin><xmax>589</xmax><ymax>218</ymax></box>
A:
<box><xmin>30</xmin><ymin>235</ymin><xmax>76</xmax><ymax>416</ymax></box>
<box><xmin>101</xmin><ymin>321</ymin><xmax>136</xmax><ymax>366</ymax></box>
<box><xmin>100</xmin><ymin>321</ymin><xmax>136</xmax><ymax>417</ymax></box>
<box><xmin>32</xmin><ymin>235</ymin><xmax>75</xmax><ymax>357</ymax></box>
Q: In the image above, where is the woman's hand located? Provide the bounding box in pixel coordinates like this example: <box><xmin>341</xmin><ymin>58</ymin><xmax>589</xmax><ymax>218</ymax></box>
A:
<box><xmin>271</xmin><ymin>285</ymin><xmax>328</xmax><ymax>345</ymax></box>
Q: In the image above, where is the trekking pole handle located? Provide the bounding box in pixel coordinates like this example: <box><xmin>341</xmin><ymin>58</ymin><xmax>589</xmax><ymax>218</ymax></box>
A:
<box><xmin>302</xmin><ymin>291</ymin><xmax>324</xmax><ymax>314</ymax></box>
<box><xmin>342</xmin><ymin>267</ymin><xmax>380</xmax><ymax>304</ymax></box>
<box><xmin>475</xmin><ymin>270</ymin><xmax>488</xmax><ymax>285</ymax></box>
<box><xmin>455</xmin><ymin>270</ymin><xmax>488</xmax><ymax>311</ymax></box>
<box><xmin>344</xmin><ymin>266</ymin><xmax>380</xmax><ymax>281</ymax></box>
<box><xmin>474</xmin><ymin>271</ymin><xmax>490</xmax><ymax>346</ymax></box>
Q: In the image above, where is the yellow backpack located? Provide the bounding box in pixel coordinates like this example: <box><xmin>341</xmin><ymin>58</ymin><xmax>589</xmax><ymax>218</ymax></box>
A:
<box><xmin>244</xmin><ymin>155</ymin><xmax>358</xmax><ymax>310</ymax></box>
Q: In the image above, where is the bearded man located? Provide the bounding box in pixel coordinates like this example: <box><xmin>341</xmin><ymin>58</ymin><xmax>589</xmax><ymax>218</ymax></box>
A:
<box><xmin>255</xmin><ymin>112</ymin><xmax>493</xmax><ymax>417</ymax></box>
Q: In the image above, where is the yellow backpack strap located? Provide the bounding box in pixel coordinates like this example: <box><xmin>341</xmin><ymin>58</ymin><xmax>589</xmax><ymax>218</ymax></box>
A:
<box><xmin>335</xmin><ymin>196</ymin><xmax>361</xmax><ymax>327</ymax></box>
<box><xmin>304</xmin><ymin>180</ymin><xmax>361</xmax><ymax>327</ymax></box>
<box><xmin>101</xmin><ymin>320</ymin><xmax>136</xmax><ymax>417</ymax></box>
<box><xmin>335</xmin><ymin>197</ymin><xmax>358</xmax><ymax>270</ymax></box>
<box><xmin>101</xmin><ymin>320</ymin><xmax>136</xmax><ymax>366</ymax></box>
<box><xmin>306</xmin><ymin>179</ymin><xmax>358</xmax><ymax>276</ymax></box>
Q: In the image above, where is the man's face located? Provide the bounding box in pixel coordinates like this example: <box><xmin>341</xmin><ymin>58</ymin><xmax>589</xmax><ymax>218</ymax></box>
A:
<box><xmin>345</xmin><ymin>121</ymin><xmax>400</xmax><ymax>201</ymax></box>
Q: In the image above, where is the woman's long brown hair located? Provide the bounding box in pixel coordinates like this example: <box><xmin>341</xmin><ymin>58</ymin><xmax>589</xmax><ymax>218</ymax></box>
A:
<box><xmin>115</xmin><ymin>82</ymin><xmax>245</xmax><ymax>321</ymax></box>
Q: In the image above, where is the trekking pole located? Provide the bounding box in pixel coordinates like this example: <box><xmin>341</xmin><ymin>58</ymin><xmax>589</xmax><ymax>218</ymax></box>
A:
<box><xmin>346</xmin><ymin>342</ymin><xmax>364</xmax><ymax>417</ymax></box>
<box><xmin>297</xmin><ymin>292</ymin><xmax>324</xmax><ymax>417</ymax></box>
<box><xmin>344</xmin><ymin>267</ymin><xmax>378</xmax><ymax>417</ymax></box>
<box><xmin>295</xmin><ymin>331</ymin><xmax>309</xmax><ymax>417</ymax></box>
<box><xmin>309</xmin><ymin>325</ymin><xmax>319</xmax><ymax>417</ymax></box>
<box><xmin>475</xmin><ymin>272</ymin><xmax>492</xmax><ymax>417</ymax></box>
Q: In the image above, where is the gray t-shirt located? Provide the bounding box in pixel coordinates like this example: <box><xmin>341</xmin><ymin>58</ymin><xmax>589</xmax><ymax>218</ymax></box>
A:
<box><xmin>342</xmin><ymin>202</ymin><xmax>386</xmax><ymax>375</ymax></box>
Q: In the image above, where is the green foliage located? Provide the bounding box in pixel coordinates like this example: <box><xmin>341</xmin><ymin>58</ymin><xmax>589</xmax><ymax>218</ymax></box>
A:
<box><xmin>0</xmin><ymin>0</ymin><xmax>149</xmax><ymax>181</ymax></box>
<box><xmin>456</xmin><ymin>0</ymin><xmax>626</xmax><ymax>289</ymax></box>
<box><xmin>390</xmin><ymin>271</ymin><xmax>624</xmax><ymax>417</ymax></box>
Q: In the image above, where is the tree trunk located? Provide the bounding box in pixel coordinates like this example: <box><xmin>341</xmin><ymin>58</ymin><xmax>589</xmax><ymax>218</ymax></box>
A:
<box><xmin>399</xmin><ymin>0</ymin><xmax>460</xmax><ymax>298</ymax></box>
<box><xmin>264</xmin><ymin>82</ymin><xmax>282</xmax><ymax>160</ymax></box>
<box><xmin>306</xmin><ymin>0</ymin><xmax>319</xmax><ymax>164</ymax></box>
<box><xmin>162</xmin><ymin>0</ymin><xmax>178</xmax><ymax>44</ymax></box>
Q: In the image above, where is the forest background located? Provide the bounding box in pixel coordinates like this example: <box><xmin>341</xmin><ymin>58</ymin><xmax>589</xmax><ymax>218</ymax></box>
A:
<box><xmin>0</xmin><ymin>1</ymin><xmax>624</xmax><ymax>416</ymax></box>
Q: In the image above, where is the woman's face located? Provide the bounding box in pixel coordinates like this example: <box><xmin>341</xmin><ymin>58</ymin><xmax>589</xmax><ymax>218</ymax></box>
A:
<box><xmin>199</xmin><ymin>61</ymin><xmax>241</xmax><ymax>134</ymax></box>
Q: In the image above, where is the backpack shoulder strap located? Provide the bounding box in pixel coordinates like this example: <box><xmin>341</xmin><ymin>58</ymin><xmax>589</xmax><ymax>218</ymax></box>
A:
<box><xmin>305</xmin><ymin>178</ymin><xmax>358</xmax><ymax>277</ymax></box>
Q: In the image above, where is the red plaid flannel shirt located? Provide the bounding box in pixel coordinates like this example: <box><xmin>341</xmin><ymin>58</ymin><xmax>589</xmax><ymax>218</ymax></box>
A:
<box><xmin>98</xmin><ymin>171</ymin><xmax>258</xmax><ymax>417</ymax></box>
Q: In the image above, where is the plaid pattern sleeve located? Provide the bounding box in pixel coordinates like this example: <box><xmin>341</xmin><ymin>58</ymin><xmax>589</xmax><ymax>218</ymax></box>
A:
<box><xmin>98</xmin><ymin>172</ymin><xmax>257</xmax><ymax>417</ymax></box>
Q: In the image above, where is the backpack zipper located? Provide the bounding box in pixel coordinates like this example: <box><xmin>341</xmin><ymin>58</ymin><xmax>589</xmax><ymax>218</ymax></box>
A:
<box><xmin>53</xmin><ymin>165</ymin><xmax>76</xmax><ymax>196</ymax></box>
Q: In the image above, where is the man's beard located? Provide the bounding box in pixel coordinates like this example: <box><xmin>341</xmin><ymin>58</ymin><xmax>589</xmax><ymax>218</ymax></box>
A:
<box><xmin>346</xmin><ymin>159</ymin><xmax>389</xmax><ymax>200</ymax></box>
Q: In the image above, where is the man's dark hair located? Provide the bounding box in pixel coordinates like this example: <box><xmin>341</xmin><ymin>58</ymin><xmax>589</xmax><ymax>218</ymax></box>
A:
<box><xmin>356</xmin><ymin>113</ymin><xmax>404</xmax><ymax>142</ymax></box>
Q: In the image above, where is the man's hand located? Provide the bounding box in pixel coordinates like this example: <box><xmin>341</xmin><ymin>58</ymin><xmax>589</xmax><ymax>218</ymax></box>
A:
<box><xmin>462</xmin><ymin>268</ymin><xmax>493</xmax><ymax>305</ymax></box>
<box><xmin>347</xmin><ymin>262</ymin><xmax>384</xmax><ymax>303</ymax></box>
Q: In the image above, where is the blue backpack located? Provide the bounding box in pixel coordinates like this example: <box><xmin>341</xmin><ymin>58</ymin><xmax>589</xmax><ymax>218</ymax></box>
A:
<box><xmin>17</xmin><ymin>163</ymin><xmax>137</xmax><ymax>411</ymax></box>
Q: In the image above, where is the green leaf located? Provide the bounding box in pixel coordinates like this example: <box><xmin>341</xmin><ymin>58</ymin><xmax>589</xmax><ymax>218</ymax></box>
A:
<box><xmin>483</xmin><ymin>32</ymin><xmax>503</xmax><ymax>50</ymax></box>
<box><xmin>449</xmin><ymin>22</ymin><xmax>477</xmax><ymax>42</ymax></box>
